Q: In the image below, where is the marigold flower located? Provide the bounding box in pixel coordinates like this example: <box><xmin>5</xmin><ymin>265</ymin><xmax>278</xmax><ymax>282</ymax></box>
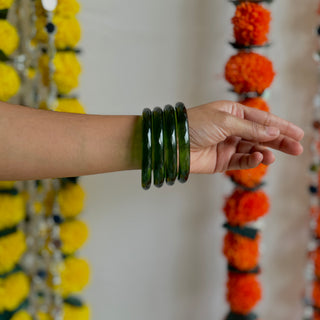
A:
<box><xmin>0</xmin><ymin>20</ymin><xmax>19</xmax><ymax>56</ymax></box>
<box><xmin>0</xmin><ymin>62</ymin><xmax>20</xmax><ymax>101</ymax></box>
<box><xmin>63</xmin><ymin>304</ymin><xmax>90</xmax><ymax>320</ymax></box>
<box><xmin>59</xmin><ymin>257</ymin><xmax>90</xmax><ymax>297</ymax></box>
<box><xmin>0</xmin><ymin>272</ymin><xmax>30</xmax><ymax>313</ymax></box>
<box><xmin>223</xmin><ymin>189</ymin><xmax>270</xmax><ymax>226</ymax></box>
<box><xmin>225</xmin><ymin>52</ymin><xmax>275</xmax><ymax>94</ymax></box>
<box><xmin>60</xmin><ymin>220</ymin><xmax>89</xmax><ymax>255</ymax></box>
<box><xmin>313</xmin><ymin>280</ymin><xmax>320</xmax><ymax>307</ymax></box>
<box><xmin>58</xmin><ymin>182</ymin><xmax>85</xmax><ymax>218</ymax></box>
<box><xmin>35</xmin><ymin>16</ymin><xmax>81</xmax><ymax>49</ymax></box>
<box><xmin>226</xmin><ymin>164</ymin><xmax>268</xmax><ymax>189</ymax></box>
<box><xmin>39</xmin><ymin>52</ymin><xmax>81</xmax><ymax>94</ymax></box>
<box><xmin>0</xmin><ymin>0</ymin><xmax>13</xmax><ymax>9</ymax></box>
<box><xmin>223</xmin><ymin>232</ymin><xmax>260</xmax><ymax>271</ymax></box>
<box><xmin>240</xmin><ymin>97</ymin><xmax>270</xmax><ymax>112</ymax></box>
<box><xmin>232</xmin><ymin>2</ymin><xmax>271</xmax><ymax>46</ymax></box>
<box><xmin>35</xmin><ymin>0</ymin><xmax>80</xmax><ymax>18</ymax></box>
<box><xmin>227</xmin><ymin>273</ymin><xmax>261</xmax><ymax>314</ymax></box>
<box><xmin>11</xmin><ymin>311</ymin><xmax>33</xmax><ymax>320</ymax></box>
<box><xmin>55</xmin><ymin>98</ymin><xmax>86</xmax><ymax>114</ymax></box>
<box><xmin>0</xmin><ymin>231</ymin><xmax>26</xmax><ymax>275</ymax></box>
<box><xmin>0</xmin><ymin>193</ymin><xmax>25</xmax><ymax>231</ymax></box>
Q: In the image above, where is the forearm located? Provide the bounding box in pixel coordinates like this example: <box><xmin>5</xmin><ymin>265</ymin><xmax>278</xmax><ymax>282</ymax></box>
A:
<box><xmin>0</xmin><ymin>102</ymin><xmax>141</xmax><ymax>180</ymax></box>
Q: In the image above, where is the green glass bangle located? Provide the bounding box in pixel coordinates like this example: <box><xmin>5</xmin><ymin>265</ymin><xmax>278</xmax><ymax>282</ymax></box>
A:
<box><xmin>163</xmin><ymin>105</ymin><xmax>177</xmax><ymax>185</ymax></box>
<box><xmin>152</xmin><ymin>107</ymin><xmax>165</xmax><ymax>188</ymax></box>
<box><xmin>175</xmin><ymin>102</ymin><xmax>190</xmax><ymax>183</ymax></box>
<box><xmin>141</xmin><ymin>108</ymin><xmax>152</xmax><ymax>190</ymax></box>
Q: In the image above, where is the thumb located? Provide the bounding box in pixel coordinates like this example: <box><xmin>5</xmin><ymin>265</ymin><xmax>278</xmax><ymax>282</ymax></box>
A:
<box><xmin>222</xmin><ymin>112</ymin><xmax>280</xmax><ymax>142</ymax></box>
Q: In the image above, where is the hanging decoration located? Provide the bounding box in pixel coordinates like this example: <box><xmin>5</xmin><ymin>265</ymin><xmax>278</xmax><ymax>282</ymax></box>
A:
<box><xmin>302</xmin><ymin>2</ymin><xmax>320</xmax><ymax>319</ymax></box>
<box><xmin>223</xmin><ymin>1</ymin><xmax>275</xmax><ymax>319</ymax></box>
<box><xmin>0</xmin><ymin>0</ymin><xmax>90</xmax><ymax>319</ymax></box>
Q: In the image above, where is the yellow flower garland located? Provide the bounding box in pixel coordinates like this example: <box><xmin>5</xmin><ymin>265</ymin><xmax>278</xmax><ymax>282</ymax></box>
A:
<box><xmin>0</xmin><ymin>272</ymin><xmax>30</xmax><ymax>313</ymax></box>
<box><xmin>0</xmin><ymin>230</ymin><xmax>26</xmax><ymax>275</ymax></box>
<box><xmin>60</xmin><ymin>220</ymin><xmax>89</xmax><ymax>255</ymax></box>
<box><xmin>0</xmin><ymin>193</ymin><xmax>25</xmax><ymax>231</ymax></box>
<box><xmin>59</xmin><ymin>257</ymin><xmax>90</xmax><ymax>297</ymax></box>
<box><xmin>0</xmin><ymin>62</ymin><xmax>20</xmax><ymax>101</ymax></box>
<box><xmin>0</xmin><ymin>20</ymin><xmax>19</xmax><ymax>55</ymax></box>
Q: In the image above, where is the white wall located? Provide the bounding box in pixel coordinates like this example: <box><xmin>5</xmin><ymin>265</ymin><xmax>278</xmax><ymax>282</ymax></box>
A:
<box><xmin>79</xmin><ymin>1</ymin><xmax>317</xmax><ymax>319</ymax></box>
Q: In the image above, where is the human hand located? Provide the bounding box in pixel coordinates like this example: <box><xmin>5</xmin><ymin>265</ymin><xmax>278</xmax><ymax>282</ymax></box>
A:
<box><xmin>187</xmin><ymin>101</ymin><xmax>304</xmax><ymax>173</ymax></box>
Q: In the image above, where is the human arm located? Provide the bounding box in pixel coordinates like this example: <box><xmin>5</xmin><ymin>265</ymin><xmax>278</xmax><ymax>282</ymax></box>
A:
<box><xmin>0</xmin><ymin>100</ymin><xmax>304</xmax><ymax>181</ymax></box>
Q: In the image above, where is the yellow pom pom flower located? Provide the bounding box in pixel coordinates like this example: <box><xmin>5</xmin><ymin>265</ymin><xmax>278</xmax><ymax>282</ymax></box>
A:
<box><xmin>0</xmin><ymin>0</ymin><xmax>13</xmax><ymax>10</ymax></box>
<box><xmin>60</xmin><ymin>257</ymin><xmax>90</xmax><ymax>297</ymax></box>
<box><xmin>58</xmin><ymin>183</ymin><xmax>85</xmax><ymax>218</ymax></box>
<box><xmin>0</xmin><ymin>230</ymin><xmax>26</xmax><ymax>275</ymax></box>
<box><xmin>37</xmin><ymin>304</ymin><xmax>89</xmax><ymax>320</ymax></box>
<box><xmin>0</xmin><ymin>193</ymin><xmax>25</xmax><ymax>231</ymax></box>
<box><xmin>11</xmin><ymin>310</ymin><xmax>33</xmax><ymax>320</ymax></box>
<box><xmin>39</xmin><ymin>52</ymin><xmax>81</xmax><ymax>94</ymax></box>
<box><xmin>60</xmin><ymin>220</ymin><xmax>89</xmax><ymax>255</ymax></box>
<box><xmin>55</xmin><ymin>98</ymin><xmax>86</xmax><ymax>114</ymax></box>
<box><xmin>0</xmin><ymin>20</ymin><xmax>19</xmax><ymax>56</ymax></box>
<box><xmin>64</xmin><ymin>304</ymin><xmax>90</xmax><ymax>320</ymax></box>
<box><xmin>35</xmin><ymin>16</ymin><xmax>81</xmax><ymax>49</ymax></box>
<box><xmin>0</xmin><ymin>181</ymin><xmax>15</xmax><ymax>189</ymax></box>
<box><xmin>0</xmin><ymin>63</ymin><xmax>20</xmax><ymax>101</ymax></box>
<box><xmin>0</xmin><ymin>272</ymin><xmax>30</xmax><ymax>313</ymax></box>
<box><xmin>35</xmin><ymin>0</ymin><xmax>80</xmax><ymax>18</ymax></box>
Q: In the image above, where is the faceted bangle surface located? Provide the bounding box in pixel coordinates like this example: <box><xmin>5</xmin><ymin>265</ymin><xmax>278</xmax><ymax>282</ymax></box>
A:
<box><xmin>175</xmin><ymin>102</ymin><xmax>190</xmax><ymax>183</ymax></box>
<box><xmin>163</xmin><ymin>105</ymin><xmax>177</xmax><ymax>185</ymax></box>
<box><xmin>152</xmin><ymin>107</ymin><xmax>165</xmax><ymax>188</ymax></box>
<box><xmin>141</xmin><ymin>108</ymin><xmax>152</xmax><ymax>190</ymax></box>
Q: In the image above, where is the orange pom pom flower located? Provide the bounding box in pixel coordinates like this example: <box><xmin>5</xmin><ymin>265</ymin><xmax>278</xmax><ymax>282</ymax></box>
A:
<box><xmin>227</xmin><ymin>273</ymin><xmax>262</xmax><ymax>314</ymax></box>
<box><xmin>232</xmin><ymin>2</ymin><xmax>271</xmax><ymax>46</ymax></box>
<box><xmin>313</xmin><ymin>280</ymin><xmax>320</xmax><ymax>308</ymax></box>
<box><xmin>226</xmin><ymin>163</ymin><xmax>268</xmax><ymax>189</ymax></box>
<box><xmin>223</xmin><ymin>232</ymin><xmax>260</xmax><ymax>271</ymax></box>
<box><xmin>223</xmin><ymin>189</ymin><xmax>270</xmax><ymax>226</ymax></box>
<box><xmin>240</xmin><ymin>97</ymin><xmax>270</xmax><ymax>112</ymax></box>
<box><xmin>225</xmin><ymin>52</ymin><xmax>275</xmax><ymax>94</ymax></box>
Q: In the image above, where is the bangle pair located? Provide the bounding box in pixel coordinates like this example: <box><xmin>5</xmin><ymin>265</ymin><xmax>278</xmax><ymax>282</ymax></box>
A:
<box><xmin>141</xmin><ymin>102</ymin><xmax>190</xmax><ymax>190</ymax></box>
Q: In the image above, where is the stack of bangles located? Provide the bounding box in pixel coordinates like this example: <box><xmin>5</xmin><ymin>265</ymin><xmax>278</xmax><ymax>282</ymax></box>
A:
<box><xmin>141</xmin><ymin>102</ymin><xmax>190</xmax><ymax>190</ymax></box>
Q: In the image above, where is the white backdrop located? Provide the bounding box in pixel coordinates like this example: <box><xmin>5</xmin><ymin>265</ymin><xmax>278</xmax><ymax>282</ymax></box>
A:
<box><xmin>78</xmin><ymin>1</ymin><xmax>316</xmax><ymax>319</ymax></box>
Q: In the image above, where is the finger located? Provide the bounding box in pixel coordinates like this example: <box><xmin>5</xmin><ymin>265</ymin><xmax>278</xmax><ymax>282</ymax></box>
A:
<box><xmin>239</xmin><ymin>104</ymin><xmax>304</xmax><ymax>141</ymax></box>
<box><xmin>221</xmin><ymin>112</ymin><xmax>280</xmax><ymax>142</ymax></box>
<box><xmin>236</xmin><ymin>141</ymin><xmax>275</xmax><ymax>165</ymax></box>
<box><xmin>227</xmin><ymin>152</ymin><xmax>263</xmax><ymax>171</ymax></box>
<box><xmin>261</xmin><ymin>135</ymin><xmax>304</xmax><ymax>155</ymax></box>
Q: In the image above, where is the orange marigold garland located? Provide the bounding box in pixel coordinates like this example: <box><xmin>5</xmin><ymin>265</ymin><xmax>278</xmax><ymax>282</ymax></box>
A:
<box><xmin>222</xmin><ymin>1</ymin><xmax>274</xmax><ymax>319</ymax></box>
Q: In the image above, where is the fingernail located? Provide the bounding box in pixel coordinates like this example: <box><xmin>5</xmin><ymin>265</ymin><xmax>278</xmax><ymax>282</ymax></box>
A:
<box><xmin>266</xmin><ymin>127</ymin><xmax>280</xmax><ymax>136</ymax></box>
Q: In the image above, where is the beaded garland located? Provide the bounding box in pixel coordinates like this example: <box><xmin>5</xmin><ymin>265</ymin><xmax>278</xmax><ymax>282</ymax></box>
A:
<box><xmin>223</xmin><ymin>1</ymin><xmax>274</xmax><ymax>319</ymax></box>
<box><xmin>0</xmin><ymin>1</ymin><xmax>31</xmax><ymax>319</ymax></box>
<box><xmin>0</xmin><ymin>1</ymin><xmax>90</xmax><ymax>319</ymax></box>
